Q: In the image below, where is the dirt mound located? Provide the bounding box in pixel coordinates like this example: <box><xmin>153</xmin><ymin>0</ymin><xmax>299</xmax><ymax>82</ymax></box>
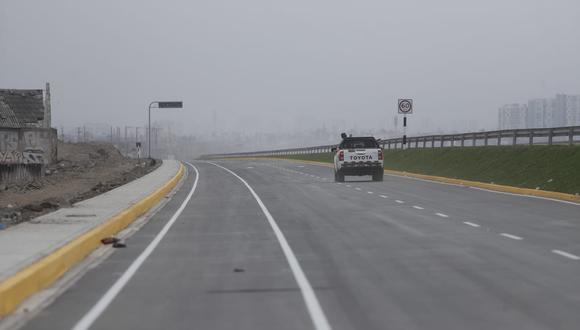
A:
<box><xmin>0</xmin><ymin>142</ymin><xmax>160</xmax><ymax>226</ymax></box>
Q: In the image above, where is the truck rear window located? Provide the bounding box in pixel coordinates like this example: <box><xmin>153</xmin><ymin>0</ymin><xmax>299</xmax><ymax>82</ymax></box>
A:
<box><xmin>340</xmin><ymin>138</ymin><xmax>379</xmax><ymax>149</ymax></box>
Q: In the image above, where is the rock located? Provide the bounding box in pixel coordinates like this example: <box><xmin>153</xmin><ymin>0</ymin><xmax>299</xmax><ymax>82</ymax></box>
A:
<box><xmin>112</xmin><ymin>242</ymin><xmax>126</xmax><ymax>248</ymax></box>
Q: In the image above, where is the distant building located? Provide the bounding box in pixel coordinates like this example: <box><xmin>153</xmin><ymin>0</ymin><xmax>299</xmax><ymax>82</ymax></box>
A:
<box><xmin>499</xmin><ymin>93</ymin><xmax>580</xmax><ymax>129</ymax></box>
<box><xmin>526</xmin><ymin>99</ymin><xmax>548</xmax><ymax>129</ymax></box>
<box><xmin>498</xmin><ymin>103</ymin><xmax>527</xmax><ymax>130</ymax></box>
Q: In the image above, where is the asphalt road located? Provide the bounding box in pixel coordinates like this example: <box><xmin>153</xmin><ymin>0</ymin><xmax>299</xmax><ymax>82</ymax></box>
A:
<box><xmin>22</xmin><ymin>159</ymin><xmax>580</xmax><ymax>330</ymax></box>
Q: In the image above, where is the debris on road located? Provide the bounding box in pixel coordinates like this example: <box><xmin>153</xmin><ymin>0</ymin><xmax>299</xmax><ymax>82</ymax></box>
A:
<box><xmin>101</xmin><ymin>237</ymin><xmax>121</xmax><ymax>245</ymax></box>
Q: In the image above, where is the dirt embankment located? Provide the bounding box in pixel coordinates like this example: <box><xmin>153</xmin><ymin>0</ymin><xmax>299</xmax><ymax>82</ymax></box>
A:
<box><xmin>0</xmin><ymin>141</ymin><xmax>161</xmax><ymax>226</ymax></box>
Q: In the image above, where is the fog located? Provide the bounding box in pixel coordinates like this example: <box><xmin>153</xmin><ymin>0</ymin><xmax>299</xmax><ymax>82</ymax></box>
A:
<box><xmin>1</xmin><ymin>0</ymin><xmax>580</xmax><ymax>152</ymax></box>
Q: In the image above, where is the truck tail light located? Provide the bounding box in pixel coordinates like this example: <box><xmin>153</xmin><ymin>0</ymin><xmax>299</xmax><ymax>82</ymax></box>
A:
<box><xmin>378</xmin><ymin>149</ymin><xmax>383</xmax><ymax>160</ymax></box>
<box><xmin>338</xmin><ymin>150</ymin><xmax>344</xmax><ymax>161</ymax></box>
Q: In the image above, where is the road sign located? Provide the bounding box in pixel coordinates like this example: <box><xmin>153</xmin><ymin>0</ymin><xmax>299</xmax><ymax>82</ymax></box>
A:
<box><xmin>398</xmin><ymin>99</ymin><xmax>413</xmax><ymax>114</ymax></box>
<box><xmin>158</xmin><ymin>101</ymin><xmax>183</xmax><ymax>108</ymax></box>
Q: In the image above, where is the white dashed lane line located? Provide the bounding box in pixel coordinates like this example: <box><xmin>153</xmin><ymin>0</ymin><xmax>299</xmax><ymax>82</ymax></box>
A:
<box><xmin>379</xmin><ymin>195</ymin><xmax>388</xmax><ymax>199</ymax></box>
<box><xmin>435</xmin><ymin>213</ymin><xmax>449</xmax><ymax>218</ymax></box>
<box><xmin>412</xmin><ymin>206</ymin><xmax>424</xmax><ymax>210</ymax></box>
<box><xmin>463</xmin><ymin>221</ymin><xmax>481</xmax><ymax>228</ymax></box>
<box><xmin>395</xmin><ymin>200</ymin><xmax>405</xmax><ymax>204</ymax></box>
<box><xmin>500</xmin><ymin>233</ymin><xmax>523</xmax><ymax>240</ymax></box>
<box><xmin>551</xmin><ymin>250</ymin><xmax>580</xmax><ymax>260</ymax></box>
<box><xmin>367</xmin><ymin>191</ymin><xmax>374</xmax><ymax>194</ymax></box>
<box><xmin>355</xmin><ymin>188</ymin><xmax>362</xmax><ymax>191</ymax></box>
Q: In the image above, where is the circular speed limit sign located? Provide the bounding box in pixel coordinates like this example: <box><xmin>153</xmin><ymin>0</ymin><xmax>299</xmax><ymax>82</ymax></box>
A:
<box><xmin>398</xmin><ymin>99</ymin><xmax>413</xmax><ymax>114</ymax></box>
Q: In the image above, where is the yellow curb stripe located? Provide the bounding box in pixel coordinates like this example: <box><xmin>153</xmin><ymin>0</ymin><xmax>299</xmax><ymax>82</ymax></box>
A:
<box><xmin>224</xmin><ymin>157</ymin><xmax>580</xmax><ymax>204</ymax></box>
<box><xmin>0</xmin><ymin>163</ymin><xmax>185</xmax><ymax>317</ymax></box>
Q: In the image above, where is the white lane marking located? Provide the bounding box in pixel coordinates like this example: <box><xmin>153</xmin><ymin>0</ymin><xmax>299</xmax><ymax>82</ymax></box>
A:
<box><xmin>287</xmin><ymin>160</ymin><xmax>580</xmax><ymax>207</ymax></box>
<box><xmin>73</xmin><ymin>162</ymin><xmax>200</xmax><ymax>330</ymax></box>
<box><xmin>346</xmin><ymin>185</ymin><xmax>352</xmax><ymax>188</ymax></box>
<box><xmin>470</xmin><ymin>186</ymin><xmax>580</xmax><ymax>206</ymax></box>
<box><xmin>298</xmin><ymin>165</ymin><xmax>305</xmax><ymax>168</ymax></box>
<box><xmin>395</xmin><ymin>200</ymin><xmax>404</xmax><ymax>204</ymax></box>
<box><xmin>367</xmin><ymin>191</ymin><xmax>374</xmax><ymax>194</ymax></box>
<box><xmin>552</xmin><ymin>250</ymin><xmax>580</xmax><ymax>260</ymax></box>
<box><xmin>435</xmin><ymin>212</ymin><xmax>449</xmax><ymax>218</ymax></box>
<box><xmin>500</xmin><ymin>233</ymin><xmax>523</xmax><ymax>240</ymax></box>
<box><xmin>355</xmin><ymin>187</ymin><xmax>362</xmax><ymax>191</ymax></box>
<box><xmin>412</xmin><ymin>205</ymin><xmax>424</xmax><ymax>210</ymax></box>
<box><xmin>379</xmin><ymin>195</ymin><xmax>388</xmax><ymax>198</ymax></box>
<box><xmin>463</xmin><ymin>221</ymin><xmax>480</xmax><ymax>228</ymax></box>
<box><xmin>246</xmin><ymin>166</ymin><xmax>254</xmax><ymax>169</ymax></box>
<box><xmin>337</xmin><ymin>182</ymin><xmax>342</xmax><ymax>185</ymax></box>
<box><xmin>207</xmin><ymin>162</ymin><xmax>332</xmax><ymax>330</ymax></box>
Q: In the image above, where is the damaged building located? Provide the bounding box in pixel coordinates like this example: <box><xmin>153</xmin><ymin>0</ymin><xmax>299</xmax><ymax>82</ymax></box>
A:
<box><xmin>0</xmin><ymin>83</ymin><xmax>57</xmax><ymax>183</ymax></box>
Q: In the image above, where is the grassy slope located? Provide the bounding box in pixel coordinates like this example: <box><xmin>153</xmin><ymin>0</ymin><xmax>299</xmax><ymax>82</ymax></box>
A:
<box><xmin>269</xmin><ymin>146</ymin><xmax>580</xmax><ymax>195</ymax></box>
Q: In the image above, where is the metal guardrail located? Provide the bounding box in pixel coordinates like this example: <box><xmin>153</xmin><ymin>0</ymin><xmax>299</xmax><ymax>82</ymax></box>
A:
<box><xmin>209</xmin><ymin>126</ymin><xmax>580</xmax><ymax>158</ymax></box>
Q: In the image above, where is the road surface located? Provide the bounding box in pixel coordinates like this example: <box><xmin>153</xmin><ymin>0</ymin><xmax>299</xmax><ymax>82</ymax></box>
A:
<box><xmin>22</xmin><ymin>159</ymin><xmax>580</xmax><ymax>330</ymax></box>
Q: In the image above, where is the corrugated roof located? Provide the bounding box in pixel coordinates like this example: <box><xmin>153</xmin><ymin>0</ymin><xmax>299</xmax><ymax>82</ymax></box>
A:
<box><xmin>0</xmin><ymin>100</ymin><xmax>23</xmax><ymax>128</ymax></box>
<box><xmin>0</xmin><ymin>89</ymin><xmax>44</xmax><ymax>128</ymax></box>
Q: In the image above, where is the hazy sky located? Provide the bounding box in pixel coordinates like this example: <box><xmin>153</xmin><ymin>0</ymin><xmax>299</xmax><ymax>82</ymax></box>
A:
<box><xmin>1</xmin><ymin>0</ymin><xmax>579</xmax><ymax>136</ymax></box>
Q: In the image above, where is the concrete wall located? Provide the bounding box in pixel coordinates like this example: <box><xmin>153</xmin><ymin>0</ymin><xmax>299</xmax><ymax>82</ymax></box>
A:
<box><xmin>0</xmin><ymin>128</ymin><xmax>57</xmax><ymax>183</ymax></box>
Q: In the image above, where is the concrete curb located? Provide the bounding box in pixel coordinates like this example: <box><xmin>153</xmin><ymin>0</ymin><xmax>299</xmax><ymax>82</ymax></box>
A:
<box><xmin>234</xmin><ymin>157</ymin><xmax>580</xmax><ymax>204</ymax></box>
<box><xmin>0</xmin><ymin>163</ymin><xmax>185</xmax><ymax>317</ymax></box>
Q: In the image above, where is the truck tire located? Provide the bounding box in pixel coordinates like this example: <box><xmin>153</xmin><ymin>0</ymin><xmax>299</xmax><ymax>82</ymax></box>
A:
<box><xmin>335</xmin><ymin>170</ymin><xmax>345</xmax><ymax>182</ymax></box>
<box><xmin>372</xmin><ymin>169</ymin><xmax>384</xmax><ymax>182</ymax></box>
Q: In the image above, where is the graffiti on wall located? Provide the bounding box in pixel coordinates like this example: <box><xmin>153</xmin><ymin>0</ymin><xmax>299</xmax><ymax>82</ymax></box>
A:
<box><xmin>0</xmin><ymin>150</ymin><xmax>44</xmax><ymax>164</ymax></box>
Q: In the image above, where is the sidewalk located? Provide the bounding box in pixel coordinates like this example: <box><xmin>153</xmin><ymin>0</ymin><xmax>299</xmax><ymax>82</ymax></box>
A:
<box><xmin>0</xmin><ymin>160</ymin><xmax>183</xmax><ymax>316</ymax></box>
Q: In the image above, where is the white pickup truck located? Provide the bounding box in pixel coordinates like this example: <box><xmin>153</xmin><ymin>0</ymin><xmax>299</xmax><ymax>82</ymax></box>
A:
<box><xmin>332</xmin><ymin>136</ymin><xmax>384</xmax><ymax>182</ymax></box>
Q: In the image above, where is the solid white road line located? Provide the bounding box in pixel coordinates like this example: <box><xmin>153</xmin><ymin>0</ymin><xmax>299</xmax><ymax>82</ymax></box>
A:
<box><xmin>73</xmin><ymin>162</ymin><xmax>200</xmax><ymax>330</ymax></box>
<box><xmin>395</xmin><ymin>200</ymin><xmax>404</xmax><ymax>204</ymax></box>
<box><xmin>412</xmin><ymin>206</ymin><xmax>424</xmax><ymax>210</ymax></box>
<box><xmin>435</xmin><ymin>213</ymin><xmax>449</xmax><ymax>218</ymax></box>
<box><xmin>379</xmin><ymin>195</ymin><xmax>388</xmax><ymax>198</ymax></box>
<box><xmin>500</xmin><ymin>233</ymin><xmax>523</xmax><ymax>240</ymax></box>
<box><xmin>208</xmin><ymin>162</ymin><xmax>332</xmax><ymax>330</ymax></box>
<box><xmin>470</xmin><ymin>186</ymin><xmax>580</xmax><ymax>206</ymax></box>
<box><xmin>551</xmin><ymin>250</ymin><xmax>580</xmax><ymax>260</ymax></box>
<box><xmin>463</xmin><ymin>221</ymin><xmax>481</xmax><ymax>228</ymax></box>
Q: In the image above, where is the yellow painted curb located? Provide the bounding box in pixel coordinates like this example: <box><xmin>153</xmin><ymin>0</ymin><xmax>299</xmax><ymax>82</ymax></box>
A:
<box><xmin>226</xmin><ymin>157</ymin><xmax>580</xmax><ymax>204</ymax></box>
<box><xmin>0</xmin><ymin>163</ymin><xmax>185</xmax><ymax>317</ymax></box>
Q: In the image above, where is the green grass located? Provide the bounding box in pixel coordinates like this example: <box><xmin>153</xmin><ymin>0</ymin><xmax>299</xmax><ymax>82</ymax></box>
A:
<box><xmin>267</xmin><ymin>146</ymin><xmax>580</xmax><ymax>195</ymax></box>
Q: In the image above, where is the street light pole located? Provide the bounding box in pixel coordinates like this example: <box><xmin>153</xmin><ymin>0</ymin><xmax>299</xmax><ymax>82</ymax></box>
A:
<box><xmin>147</xmin><ymin>101</ymin><xmax>183</xmax><ymax>159</ymax></box>
<box><xmin>148</xmin><ymin>101</ymin><xmax>157</xmax><ymax>159</ymax></box>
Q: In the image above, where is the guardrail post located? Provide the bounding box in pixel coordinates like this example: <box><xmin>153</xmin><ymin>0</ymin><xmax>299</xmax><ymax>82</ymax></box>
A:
<box><xmin>484</xmin><ymin>132</ymin><xmax>488</xmax><ymax>146</ymax></box>
<box><xmin>512</xmin><ymin>131</ymin><xmax>517</xmax><ymax>145</ymax></box>
<box><xmin>415</xmin><ymin>138</ymin><xmax>419</xmax><ymax>148</ymax></box>
<box><xmin>529</xmin><ymin>131</ymin><xmax>534</xmax><ymax>145</ymax></box>
<box><xmin>450</xmin><ymin>135</ymin><xmax>454</xmax><ymax>147</ymax></box>
<box><xmin>569</xmin><ymin>127</ymin><xmax>574</xmax><ymax>146</ymax></box>
<box><xmin>440</xmin><ymin>136</ymin><xmax>445</xmax><ymax>148</ymax></box>
<box><xmin>387</xmin><ymin>140</ymin><xmax>391</xmax><ymax>149</ymax></box>
<box><xmin>497</xmin><ymin>131</ymin><xmax>501</xmax><ymax>146</ymax></box>
<box><xmin>460</xmin><ymin>135</ymin><xmax>465</xmax><ymax>147</ymax></box>
<box><xmin>423</xmin><ymin>137</ymin><xmax>427</xmax><ymax>148</ymax></box>
<box><xmin>431</xmin><ymin>136</ymin><xmax>435</xmax><ymax>148</ymax></box>
<box><xmin>548</xmin><ymin>128</ymin><xmax>553</xmax><ymax>145</ymax></box>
